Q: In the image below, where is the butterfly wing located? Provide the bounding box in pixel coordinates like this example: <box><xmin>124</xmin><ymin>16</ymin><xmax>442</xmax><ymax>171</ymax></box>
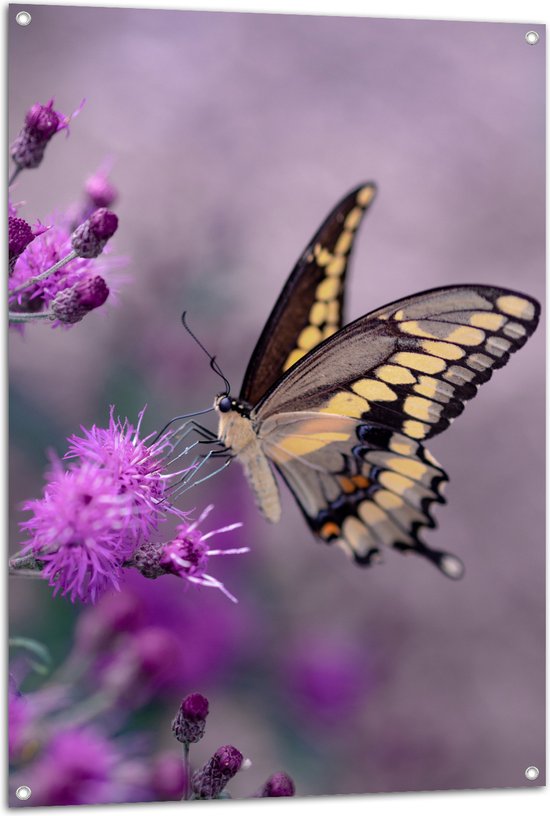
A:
<box><xmin>239</xmin><ymin>183</ymin><xmax>377</xmax><ymax>405</ymax></box>
<box><xmin>254</xmin><ymin>285</ymin><xmax>539</xmax><ymax>575</ymax></box>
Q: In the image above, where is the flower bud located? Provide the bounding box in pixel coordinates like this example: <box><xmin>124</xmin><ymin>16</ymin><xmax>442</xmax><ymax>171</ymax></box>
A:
<box><xmin>11</xmin><ymin>100</ymin><xmax>65</xmax><ymax>170</ymax></box>
<box><xmin>51</xmin><ymin>276</ymin><xmax>109</xmax><ymax>324</ymax></box>
<box><xmin>258</xmin><ymin>772</ymin><xmax>296</xmax><ymax>797</ymax></box>
<box><xmin>9</xmin><ymin>217</ymin><xmax>35</xmax><ymax>274</ymax></box>
<box><xmin>172</xmin><ymin>693</ymin><xmax>209</xmax><ymax>745</ymax></box>
<box><xmin>71</xmin><ymin>208</ymin><xmax>118</xmax><ymax>258</ymax></box>
<box><xmin>150</xmin><ymin>752</ymin><xmax>186</xmax><ymax>801</ymax></box>
<box><xmin>192</xmin><ymin>745</ymin><xmax>243</xmax><ymax>799</ymax></box>
<box><xmin>85</xmin><ymin>172</ymin><xmax>117</xmax><ymax>209</ymax></box>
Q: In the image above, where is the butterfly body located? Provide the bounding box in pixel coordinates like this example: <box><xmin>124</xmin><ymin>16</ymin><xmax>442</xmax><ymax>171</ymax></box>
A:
<box><xmin>209</xmin><ymin>184</ymin><xmax>539</xmax><ymax>578</ymax></box>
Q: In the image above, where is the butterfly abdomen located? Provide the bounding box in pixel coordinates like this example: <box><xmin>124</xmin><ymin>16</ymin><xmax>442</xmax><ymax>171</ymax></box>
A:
<box><xmin>216</xmin><ymin>406</ymin><xmax>281</xmax><ymax>523</ymax></box>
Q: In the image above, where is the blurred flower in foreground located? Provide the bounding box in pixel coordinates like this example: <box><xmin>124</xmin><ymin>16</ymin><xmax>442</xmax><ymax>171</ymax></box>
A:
<box><xmin>283</xmin><ymin>634</ymin><xmax>375</xmax><ymax>727</ymax></box>
<box><xmin>85</xmin><ymin>164</ymin><xmax>118</xmax><ymax>210</ymax></box>
<box><xmin>257</xmin><ymin>772</ymin><xmax>296</xmax><ymax>797</ymax></box>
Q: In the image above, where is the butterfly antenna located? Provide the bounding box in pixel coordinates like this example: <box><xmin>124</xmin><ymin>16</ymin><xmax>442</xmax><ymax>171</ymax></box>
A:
<box><xmin>181</xmin><ymin>311</ymin><xmax>231</xmax><ymax>395</ymax></box>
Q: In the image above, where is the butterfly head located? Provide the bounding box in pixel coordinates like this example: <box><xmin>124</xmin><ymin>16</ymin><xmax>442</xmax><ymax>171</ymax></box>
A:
<box><xmin>214</xmin><ymin>394</ymin><xmax>251</xmax><ymax>418</ymax></box>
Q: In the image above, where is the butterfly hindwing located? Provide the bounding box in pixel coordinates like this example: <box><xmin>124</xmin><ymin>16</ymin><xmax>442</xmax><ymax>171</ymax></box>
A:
<box><xmin>261</xmin><ymin>411</ymin><xmax>460</xmax><ymax>576</ymax></box>
<box><xmin>239</xmin><ymin>183</ymin><xmax>377</xmax><ymax>405</ymax></box>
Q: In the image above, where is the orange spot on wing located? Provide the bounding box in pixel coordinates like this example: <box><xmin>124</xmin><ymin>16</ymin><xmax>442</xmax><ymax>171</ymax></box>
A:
<box><xmin>320</xmin><ymin>521</ymin><xmax>340</xmax><ymax>540</ymax></box>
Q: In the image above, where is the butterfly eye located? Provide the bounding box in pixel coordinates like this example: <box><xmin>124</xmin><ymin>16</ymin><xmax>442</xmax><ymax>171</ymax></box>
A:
<box><xmin>218</xmin><ymin>396</ymin><xmax>232</xmax><ymax>413</ymax></box>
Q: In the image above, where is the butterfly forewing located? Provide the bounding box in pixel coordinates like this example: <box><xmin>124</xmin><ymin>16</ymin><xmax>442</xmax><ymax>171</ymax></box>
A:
<box><xmin>239</xmin><ymin>182</ymin><xmax>377</xmax><ymax>405</ymax></box>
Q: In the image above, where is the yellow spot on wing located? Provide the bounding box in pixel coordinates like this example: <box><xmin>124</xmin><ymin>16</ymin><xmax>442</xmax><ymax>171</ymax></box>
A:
<box><xmin>344</xmin><ymin>206</ymin><xmax>363</xmax><ymax>231</ymax></box>
<box><xmin>320</xmin><ymin>392</ymin><xmax>370</xmax><ymax>418</ymax></box>
<box><xmin>402</xmin><ymin>419</ymin><xmax>430</xmax><ymax>439</ymax></box>
<box><xmin>392</xmin><ymin>352</ymin><xmax>446</xmax><ymax>374</ymax></box>
<box><xmin>342</xmin><ymin>516</ymin><xmax>371</xmax><ymax>555</ymax></box>
<box><xmin>386</xmin><ymin>457</ymin><xmax>429</xmax><ymax>480</ymax></box>
<box><xmin>400</xmin><ymin>320</ymin><xmax>439</xmax><ymax>339</ymax></box>
<box><xmin>314</xmin><ymin>245</ymin><xmax>333</xmax><ymax>266</ymax></box>
<box><xmin>379</xmin><ymin>471</ymin><xmax>415</xmax><ymax>494</ymax></box>
<box><xmin>357</xmin><ymin>186</ymin><xmax>375</xmax><ymax>207</ymax></box>
<box><xmin>309</xmin><ymin>302</ymin><xmax>327</xmax><ymax>325</ymax></box>
<box><xmin>277</xmin><ymin>431</ymin><xmax>350</xmax><ymax>458</ymax></box>
<box><xmin>282</xmin><ymin>348</ymin><xmax>306</xmax><ymax>371</ymax></box>
<box><xmin>352</xmin><ymin>379</ymin><xmax>397</xmax><ymax>401</ymax></box>
<box><xmin>414</xmin><ymin>375</ymin><xmax>454</xmax><ymax>401</ymax></box>
<box><xmin>334</xmin><ymin>230</ymin><xmax>353</xmax><ymax>256</ymax></box>
<box><xmin>444</xmin><ymin>325</ymin><xmax>485</xmax><ymax>345</ymax></box>
<box><xmin>316</xmin><ymin>278</ymin><xmax>340</xmax><ymax>301</ymax></box>
<box><xmin>374</xmin><ymin>490</ymin><xmax>403</xmax><ymax>510</ymax></box>
<box><xmin>358</xmin><ymin>501</ymin><xmax>386</xmax><ymax>526</ymax></box>
<box><xmin>470</xmin><ymin>312</ymin><xmax>506</xmax><ymax>330</ymax></box>
<box><xmin>323</xmin><ymin>324</ymin><xmax>338</xmax><ymax>339</ymax></box>
<box><xmin>404</xmin><ymin>396</ymin><xmax>442</xmax><ymax>422</ymax></box>
<box><xmin>497</xmin><ymin>295</ymin><xmax>535</xmax><ymax>321</ymax></box>
<box><xmin>326</xmin><ymin>257</ymin><xmax>346</xmax><ymax>277</ymax></box>
<box><xmin>327</xmin><ymin>301</ymin><xmax>340</xmax><ymax>323</ymax></box>
<box><xmin>297</xmin><ymin>325</ymin><xmax>322</xmax><ymax>350</ymax></box>
<box><xmin>376</xmin><ymin>364</ymin><xmax>416</xmax><ymax>384</ymax></box>
<box><xmin>421</xmin><ymin>340</ymin><xmax>464</xmax><ymax>360</ymax></box>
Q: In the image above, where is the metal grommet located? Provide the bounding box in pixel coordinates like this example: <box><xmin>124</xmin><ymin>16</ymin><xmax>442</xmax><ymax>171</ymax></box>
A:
<box><xmin>525</xmin><ymin>766</ymin><xmax>539</xmax><ymax>781</ymax></box>
<box><xmin>16</xmin><ymin>786</ymin><xmax>32</xmax><ymax>800</ymax></box>
<box><xmin>15</xmin><ymin>10</ymin><xmax>32</xmax><ymax>26</ymax></box>
<box><xmin>525</xmin><ymin>31</ymin><xmax>540</xmax><ymax>45</ymax></box>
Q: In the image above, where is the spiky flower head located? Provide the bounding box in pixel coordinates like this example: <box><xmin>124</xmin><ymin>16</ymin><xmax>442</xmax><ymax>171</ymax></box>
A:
<box><xmin>51</xmin><ymin>275</ymin><xmax>109</xmax><ymax>324</ymax></box>
<box><xmin>17</xmin><ymin>409</ymin><xmax>188</xmax><ymax>603</ymax></box>
<box><xmin>172</xmin><ymin>693</ymin><xmax>209</xmax><ymax>744</ymax></box>
<box><xmin>131</xmin><ymin>504</ymin><xmax>247</xmax><ymax>602</ymax></box>
<box><xmin>71</xmin><ymin>208</ymin><xmax>118</xmax><ymax>258</ymax></box>
<box><xmin>11</xmin><ymin>99</ymin><xmax>70</xmax><ymax>170</ymax></box>
<box><xmin>258</xmin><ymin>772</ymin><xmax>296</xmax><ymax>797</ymax></box>
<box><xmin>192</xmin><ymin>745</ymin><xmax>243</xmax><ymax>799</ymax></box>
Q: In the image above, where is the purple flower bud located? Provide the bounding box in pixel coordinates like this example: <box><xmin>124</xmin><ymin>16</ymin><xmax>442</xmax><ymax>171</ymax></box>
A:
<box><xmin>11</xmin><ymin>100</ymin><xmax>67</xmax><ymax>170</ymax></box>
<box><xmin>192</xmin><ymin>745</ymin><xmax>243</xmax><ymax>799</ymax></box>
<box><xmin>51</xmin><ymin>275</ymin><xmax>109</xmax><ymax>324</ymax></box>
<box><xmin>258</xmin><ymin>772</ymin><xmax>296</xmax><ymax>797</ymax></box>
<box><xmin>172</xmin><ymin>693</ymin><xmax>209</xmax><ymax>744</ymax></box>
<box><xmin>85</xmin><ymin>172</ymin><xmax>118</xmax><ymax>209</ymax></box>
<box><xmin>25</xmin><ymin>101</ymin><xmax>61</xmax><ymax>139</ymax></box>
<box><xmin>131</xmin><ymin>542</ymin><xmax>165</xmax><ymax>579</ymax></box>
<box><xmin>71</xmin><ymin>208</ymin><xmax>118</xmax><ymax>258</ymax></box>
<box><xmin>9</xmin><ymin>216</ymin><xmax>35</xmax><ymax>274</ymax></box>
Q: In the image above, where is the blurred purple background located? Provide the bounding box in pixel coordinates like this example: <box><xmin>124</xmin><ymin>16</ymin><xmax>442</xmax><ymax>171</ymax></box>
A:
<box><xmin>8</xmin><ymin>5</ymin><xmax>545</xmax><ymax>798</ymax></box>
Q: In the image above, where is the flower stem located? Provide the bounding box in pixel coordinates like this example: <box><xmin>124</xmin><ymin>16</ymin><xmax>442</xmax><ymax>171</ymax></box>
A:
<box><xmin>9</xmin><ymin>553</ymin><xmax>43</xmax><ymax>573</ymax></box>
<box><xmin>183</xmin><ymin>742</ymin><xmax>191</xmax><ymax>801</ymax></box>
<box><xmin>8</xmin><ymin>311</ymin><xmax>53</xmax><ymax>323</ymax></box>
<box><xmin>9</xmin><ymin>250</ymin><xmax>78</xmax><ymax>297</ymax></box>
<box><xmin>8</xmin><ymin>165</ymin><xmax>22</xmax><ymax>186</ymax></box>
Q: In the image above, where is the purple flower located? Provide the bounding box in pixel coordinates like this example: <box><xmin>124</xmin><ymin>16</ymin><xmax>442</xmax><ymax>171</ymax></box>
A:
<box><xmin>85</xmin><ymin>168</ymin><xmax>118</xmax><ymax>209</ymax></box>
<box><xmin>22</xmin><ymin>727</ymin><xmax>123</xmax><ymax>806</ymax></box>
<box><xmin>8</xmin><ymin>683</ymin><xmax>32</xmax><ymax>762</ymax></box>
<box><xmin>172</xmin><ymin>693</ymin><xmax>209</xmax><ymax>744</ymax></box>
<box><xmin>9</xmin><ymin>222</ymin><xmax>101</xmax><ymax>311</ymax></box>
<box><xmin>18</xmin><ymin>409</ymin><xmax>188</xmax><ymax>603</ymax></box>
<box><xmin>74</xmin><ymin>591</ymin><xmax>144</xmax><ymax>654</ymax></box>
<box><xmin>51</xmin><ymin>274</ymin><xmax>109</xmax><ymax>324</ymax></box>
<box><xmin>258</xmin><ymin>772</ymin><xmax>296</xmax><ymax>797</ymax></box>
<box><xmin>159</xmin><ymin>505</ymin><xmax>247</xmax><ymax>602</ymax></box>
<box><xmin>8</xmin><ymin>216</ymin><xmax>44</xmax><ymax>274</ymax></box>
<box><xmin>11</xmin><ymin>99</ymin><xmax>70</xmax><ymax>171</ymax></box>
<box><xmin>72</xmin><ymin>208</ymin><xmax>119</xmax><ymax>258</ymax></box>
<box><xmin>192</xmin><ymin>745</ymin><xmax>243</xmax><ymax>799</ymax></box>
<box><xmin>150</xmin><ymin>752</ymin><xmax>186</xmax><ymax>801</ymax></box>
<box><xmin>19</xmin><ymin>461</ymin><xmax>137</xmax><ymax>603</ymax></box>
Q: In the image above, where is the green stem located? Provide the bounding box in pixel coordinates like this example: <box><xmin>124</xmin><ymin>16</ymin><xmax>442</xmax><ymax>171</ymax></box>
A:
<box><xmin>9</xmin><ymin>250</ymin><xmax>78</xmax><ymax>297</ymax></box>
<box><xmin>183</xmin><ymin>743</ymin><xmax>191</xmax><ymax>801</ymax></box>
<box><xmin>8</xmin><ymin>311</ymin><xmax>53</xmax><ymax>323</ymax></box>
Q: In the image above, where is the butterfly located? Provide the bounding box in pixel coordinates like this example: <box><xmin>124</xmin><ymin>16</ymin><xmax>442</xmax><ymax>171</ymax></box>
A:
<box><xmin>208</xmin><ymin>183</ymin><xmax>539</xmax><ymax>578</ymax></box>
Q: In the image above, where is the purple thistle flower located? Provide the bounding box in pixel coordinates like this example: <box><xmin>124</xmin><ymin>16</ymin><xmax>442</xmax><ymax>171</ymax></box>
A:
<box><xmin>18</xmin><ymin>409</ymin><xmax>189</xmax><ymax>603</ymax></box>
<box><xmin>51</xmin><ymin>274</ymin><xmax>109</xmax><ymax>324</ymax></box>
<box><xmin>172</xmin><ymin>693</ymin><xmax>209</xmax><ymax>744</ymax></box>
<box><xmin>192</xmin><ymin>745</ymin><xmax>243</xmax><ymax>799</ymax></box>
<box><xmin>85</xmin><ymin>168</ymin><xmax>118</xmax><ymax>209</ymax></box>
<box><xmin>132</xmin><ymin>504</ymin><xmax>247</xmax><ymax>602</ymax></box>
<box><xmin>258</xmin><ymin>772</ymin><xmax>296</xmax><ymax>797</ymax></box>
<box><xmin>9</xmin><ymin>222</ymin><xmax>104</xmax><ymax>311</ymax></box>
<box><xmin>19</xmin><ymin>461</ymin><xmax>138</xmax><ymax>603</ymax></box>
<box><xmin>74</xmin><ymin>591</ymin><xmax>143</xmax><ymax>654</ymax></box>
<box><xmin>11</xmin><ymin>99</ymin><xmax>70</xmax><ymax>171</ymax></box>
<box><xmin>71</xmin><ymin>208</ymin><xmax>118</xmax><ymax>258</ymax></box>
<box><xmin>100</xmin><ymin>627</ymin><xmax>181</xmax><ymax>702</ymax></box>
<box><xmin>22</xmin><ymin>727</ymin><xmax>122</xmax><ymax>806</ymax></box>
